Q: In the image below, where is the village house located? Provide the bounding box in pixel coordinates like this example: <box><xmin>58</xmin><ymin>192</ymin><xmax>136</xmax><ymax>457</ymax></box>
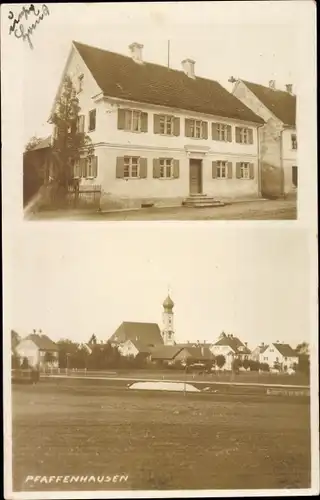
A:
<box><xmin>15</xmin><ymin>331</ymin><xmax>59</xmax><ymax>369</ymax></box>
<box><xmin>232</xmin><ymin>79</ymin><xmax>297</xmax><ymax>198</ymax></box>
<box><xmin>210</xmin><ymin>332</ymin><xmax>251</xmax><ymax>370</ymax></box>
<box><xmin>252</xmin><ymin>342</ymin><xmax>299</xmax><ymax>372</ymax></box>
<box><xmin>49</xmin><ymin>40</ymin><xmax>264</xmax><ymax>210</ymax></box>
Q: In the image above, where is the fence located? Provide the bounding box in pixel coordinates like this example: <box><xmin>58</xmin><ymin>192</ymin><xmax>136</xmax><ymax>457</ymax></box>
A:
<box><xmin>67</xmin><ymin>184</ymin><xmax>102</xmax><ymax>209</ymax></box>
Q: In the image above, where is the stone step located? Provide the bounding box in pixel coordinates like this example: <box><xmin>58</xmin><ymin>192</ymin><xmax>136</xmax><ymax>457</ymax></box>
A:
<box><xmin>183</xmin><ymin>195</ymin><xmax>225</xmax><ymax>208</ymax></box>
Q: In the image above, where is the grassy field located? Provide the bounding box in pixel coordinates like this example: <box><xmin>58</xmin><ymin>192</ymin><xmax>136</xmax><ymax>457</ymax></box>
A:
<box><xmin>12</xmin><ymin>380</ymin><xmax>310</xmax><ymax>492</ymax></box>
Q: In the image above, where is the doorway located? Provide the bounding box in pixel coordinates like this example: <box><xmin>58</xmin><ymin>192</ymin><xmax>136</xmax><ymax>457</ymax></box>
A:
<box><xmin>189</xmin><ymin>159</ymin><xmax>203</xmax><ymax>194</ymax></box>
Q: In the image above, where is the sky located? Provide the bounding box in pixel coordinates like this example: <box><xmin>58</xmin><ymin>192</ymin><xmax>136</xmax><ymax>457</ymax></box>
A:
<box><xmin>10</xmin><ymin>225</ymin><xmax>310</xmax><ymax>349</ymax></box>
<box><xmin>5</xmin><ymin>1</ymin><xmax>299</xmax><ymax>145</ymax></box>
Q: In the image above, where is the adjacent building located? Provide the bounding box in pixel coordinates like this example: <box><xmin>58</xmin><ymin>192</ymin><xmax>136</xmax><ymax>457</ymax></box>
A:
<box><xmin>232</xmin><ymin>79</ymin><xmax>297</xmax><ymax>198</ymax></box>
<box><xmin>50</xmin><ymin>41</ymin><xmax>264</xmax><ymax>210</ymax></box>
<box><xmin>210</xmin><ymin>332</ymin><xmax>251</xmax><ymax>370</ymax></box>
<box><xmin>254</xmin><ymin>342</ymin><xmax>299</xmax><ymax>372</ymax></box>
<box><xmin>15</xmin><ymin>331</ymin><xmax>59</xmax><ymax>369</ymax></box>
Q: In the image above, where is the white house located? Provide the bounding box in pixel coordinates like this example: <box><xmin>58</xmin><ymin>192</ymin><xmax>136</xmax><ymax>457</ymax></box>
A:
<box><xmin>256</xmin><ymin>342</ymin><xmax>299</xmax><ymax>371</ymax></box>
<box><xmin>50</xmin><ymin>41</ymin><xmax>264</xmax><ymax>210</ymax></box>
<box><xmin>232</xmin><ymin>79</ymin><xmax>297</xmax><ymax>198</ymax></box>
<box><xmin>15</xmin><ymin>332</ymin><xmax>59</xmax><ymax>369</ymax></box>
<box><xmin>210</xmin><ymin>332</ymin><xmax>251</xmax><ymax>370</ymax></box>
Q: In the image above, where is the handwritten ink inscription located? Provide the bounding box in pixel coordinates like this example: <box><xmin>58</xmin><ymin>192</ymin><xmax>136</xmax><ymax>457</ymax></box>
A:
<box><xmin>8</xmin><ymin>4</ymin><xmax>50</xmax><ymax>50</ymax></box>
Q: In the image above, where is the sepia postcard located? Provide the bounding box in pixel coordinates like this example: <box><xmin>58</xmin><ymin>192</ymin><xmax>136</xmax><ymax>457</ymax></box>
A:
<box><xmin>1</xmin><ymin>1</ymin><xmax>318</xmax><ymax>499</ymax></box>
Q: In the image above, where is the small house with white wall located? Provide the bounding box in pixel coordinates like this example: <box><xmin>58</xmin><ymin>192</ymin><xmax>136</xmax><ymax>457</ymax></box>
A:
<box><xmin>232</xmin><ymin>79</ymin><xmax>297</xmax><ymax>198</ymax></box>
<box><xmin>15</xmin><ymin>331</ymin><xmax>59</xmax><ymax>368</ymax></box>
<box><xmin>49</xmin><ymin>41</ymin><xmax>264</xmax><ymax>210</ymax></box>
<box><xmin>258</xmin><ymin>342</ymin><xmax>299</xmax><ymax>371</ymax></box>
<box><xmin>210</xmin><ymin>332</ymin><xmax>251</xmax><ymax>370</ymax></box>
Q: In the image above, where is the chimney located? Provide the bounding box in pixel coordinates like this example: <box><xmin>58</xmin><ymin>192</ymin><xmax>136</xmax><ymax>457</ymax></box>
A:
<box><xmin>285</xmin><ymin>84</ymin><xmax>293</xmax><ymax>94</ymax></box>
<box><xmin>269</xmin><ymin>80</ymin><xmax>276</xmax><ymax>90</ymax></box>
<box><xmin>228</xmin><ymin>76</ymin><xmax>237</xmax><ymax>83</ymax></box>
<box><xmin>129</xmin><ymin>42</ymin><xmax>144</xmax><ymax>64</ymax></box>
<box><xmin>245</xmin><ymin>342</ymin><xmax>248</xmax><ymax>347</ymax></box>
<box><xmin>182</xmin><ymin>58</ymin><xmax>195</xmax><ymax>79</ymax></box>
<box><xmin>33</xmin><ymin>329</ymin><xmax>36</xmax><ymax>334</ymax></box>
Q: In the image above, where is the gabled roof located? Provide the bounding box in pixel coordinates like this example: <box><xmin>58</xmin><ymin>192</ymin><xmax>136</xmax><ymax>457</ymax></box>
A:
<box><xmin>73</xmin><ymin>41</ymin><xmax>263</xmax><ymax>124</ymax></box>
<box><xmin>273</xmin><ymin>343</ymin><xmax>297</xmax><ymax>358</ymax></box>
<box><xmin>180</xmin><ymin>346</ymin><xmax>214</xmax><ymax>360</ymax></box>
<box><xmin>253</xmin><ymin>344</ymin><xmax>268</xmax><ymax>355</ymax></box>
<box><xmin>24</xmin><ymin>333</ymin><xmax>58</xmax><ymax>351</ymax></box>
<box><xmin>241</xmin><ymin>80</ymin><xmax>296</xmax><ymax>127</ymax></box>
<box><xmin>151</xmin><ymin>345</ymin><xmax>183</xmax><ymax>360</ymax></box>
<box><xmin>129</xmin><ymin>339</ymin><xmax>155</xmax><ymax>354</ymax></box>
<box><xmin>212</xmin><ymin>335</ymin><xmax>251</xmax><ymax>354</ymax></box>
<box><xmin>109</xmin><ymin>321</ymin><xmax>164</xmax><ymax>346</ymax></box>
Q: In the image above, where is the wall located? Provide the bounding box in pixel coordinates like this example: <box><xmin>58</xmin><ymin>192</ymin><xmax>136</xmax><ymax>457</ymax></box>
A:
<box><xmin>282</xmin><ymin>128</ymin><xmax>298</xmax><ymax>195</ymax></box>
<box><xmin>233</xmin><ymin>81</ymin><xmax>285</xmax><ymax>198</ymax></box>
<box><xmin>16</xmin><ymin>340</ymin><xmax>39</xmax><ymax>367</ymax></box>
<box><xmin>209</xmin><ymin>345</ymin><xmax>234</xmax><ymax>370</ymax></box>
<box><xmin>260</xmin><ymin>345</ymin><xmax>299</xmax><ymax>370</ymax></box>
<box><xmin>118</xmin><ymin>341</ymin><xmax>139</xmax><ymax>358</ymax></box>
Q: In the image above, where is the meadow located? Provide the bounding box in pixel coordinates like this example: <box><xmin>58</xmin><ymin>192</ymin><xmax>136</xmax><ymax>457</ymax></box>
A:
<box><xmin>12</xmin><ymin>379</ymin><xmax>311</xmax><ymax>492</ymax></box>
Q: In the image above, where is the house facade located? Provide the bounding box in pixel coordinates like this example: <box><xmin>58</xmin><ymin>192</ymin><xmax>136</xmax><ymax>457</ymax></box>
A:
<box><xmin>50</xmin><ymin>41</ymin><xmax>264</xmax><ymax>209</ymax></box>
<box><xmin>258</xmin><ymin>342</ymin><xmax>299</xmax><ymax>371</ymax></box>
<box><xmin>210</xmin><ymin>332</ymin><xmax>251</xmax><ymax>370</ymax></box>
<box><xmin>15</xmin><ymin>332</ymin><xmax>59</xmax><ymax>369</ymax></box>
<box><xmin>232</xmin><ymin>79</ymin><xmax>297</xmax><ymax>198</ymax></box>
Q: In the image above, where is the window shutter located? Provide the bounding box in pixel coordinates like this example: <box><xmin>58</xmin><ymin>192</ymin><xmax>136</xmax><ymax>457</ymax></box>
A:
<box><xmin>227</xmin><ymin>162</ymin><xmax>233</xmax><ymax>179</ymax></box>
<box><xmin>212</xmin><ymin>161</ymin><xmax>218</xmax><ymax>179</ymax></box>
<box><xmin>139</xmin><ymin>158</ymin><xmax>148</xmax><ymax>178</ymax></box>
<box><xmin>92</xmin><ymin>156</ymin><xmax>98</xmax><ymax>178</ymax></box>
<box><xmin>141</xmin><ymin>112</ymin><xmax>148</xmax><ymax>133</ymax></box>
<box><xmin>173</xmin><ymin>160</ymin><xmax>180</xmax><ymax>178</ymax></box>
<box><xmin>202</xmin><ymin>121</ymin><xmax>208</xmax><ymax>139</ymax></box>
<box><xmin>173</xmin><ymin>117</ymin><xmax>180</xmax><ymax>136</ymax></box>
<box><xmin>80</xmin><ymin>157</ymin><xmax>87</xmax><ymax>178</ymax></box>
<box><xmin>153</xmin><ymin>158</ymin><xmax>161</xmax><ymax>178</ymax></box>
<box><xmin>248</xmin><ymin>129</ymin><xmax>253</xmax><ymax>144</ymax></box>
<box><xmin>185</xmin><ymin>119</ymin><xmax>191</xmax><ymax>137</ymax></box>
<box><xmin>249</xmin><ymin>163</ymin><xmax>254</xmax><ymax>179</ymax></box>
<box><xmin>154</xmin><ymin>115</ymin><xmax>161</xmax><ymax>134</ymax></box>
<box><xmin>236</xmin><ymin>162</ymin><xmax>241</xmax><ymax>179</ymax></box>
<box><xmin>227</xmin><ymin>125</ymin><xmax>232</xmax><ymax>142</ymax></box>
<box><xmin>235</xmin><ymin>127</ymin><xmax>241</xmax><ymax>143</ymax></box>
<box><xmin>117</xmin><ymin>109</ymin><xmax>126</xmax><ymax>130</ymax></box>
<box><xmin>116</xmin><ymin>157</ymin><xmax>124</xmax><ymax>178</ymax></box>
<box><xmin>212</xmin><ymin>123</ymin><xmax>219</xmax><ymax>140</ymax></box>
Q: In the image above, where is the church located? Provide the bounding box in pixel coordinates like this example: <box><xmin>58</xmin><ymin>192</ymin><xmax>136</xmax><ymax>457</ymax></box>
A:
<box><xmin>108</xmin><ymin>294</ymin><xmax>214</xmax><ymax>364</ymax></box>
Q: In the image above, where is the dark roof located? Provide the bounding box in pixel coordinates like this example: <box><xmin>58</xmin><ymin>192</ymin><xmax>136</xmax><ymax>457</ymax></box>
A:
<box><xmin>109</xmin><ymin>321</ymin><xmax>164</xmax><ymax>347</ymax></box>
<box><xmin>180</xmin><ymin>346</ymin><xmax>214</xmax><ymax>360</ymax></box>
<box><xmin>73</xmin><ymin>41</ymin><xmax>263</xmax><ymax>124</ymax></box>
<box><xmin>253</xmin><ymin>344</ymin><xmax>268</xmax><ymax>354</ymax></box>
<box><xmin>25</xmin><ymin>333</ymin><xmax>58</xmax><ymax>351</ymax></box>
<box><xmin>242</xmin><ymin>80</ymin><xmax>296</xmax><ymax>127</ymax></box>
<box><xmin>213</xmin><ymin>335</ymin><xmax>250</xmax><ymax>354</ymax></box>
<box><xmin>273</xmin><ymin>343</ymin><xmax>297</xmax><ymax>358</ymax></box>
<box><xmin>130</xmin><ymin>339</ymin><xmax>155</xmax><ymax>354</ymax></box>
<box><xmin>151</xmin><ymin>345</ymin><xmax>183</xmax><ymax>360</ymax></box>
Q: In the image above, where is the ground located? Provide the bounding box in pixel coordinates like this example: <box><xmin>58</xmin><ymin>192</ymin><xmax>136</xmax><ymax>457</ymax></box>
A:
<box><xmin>26</xmin><ymin>198</ymin><xmax>297</xmax><ymax>221</ymax></box>
<box><xmin>12</xmin><ymin>378</ymin><xmax>310</xmax><ymax>492</ymax></box>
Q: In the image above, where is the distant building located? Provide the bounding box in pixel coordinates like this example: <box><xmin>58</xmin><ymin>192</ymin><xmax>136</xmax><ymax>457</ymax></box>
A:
<box><xmin>233</xmin><ymin>79</ymin><xmax>297</xmax><ymax>198</ymax></box>
<box><xmin>210</xmin><ymin>332</ymin><xmax>251</xmax><ymax>370</ymax></box>
<box><xmin>257</xmin><ymin>342</ymin><xmax>299</xmax><ymax>371</ymax></box>
<box><xmin>15</xmin><ymin>331</ymin><xmax>59</xmax><ymax>368</ymax></box>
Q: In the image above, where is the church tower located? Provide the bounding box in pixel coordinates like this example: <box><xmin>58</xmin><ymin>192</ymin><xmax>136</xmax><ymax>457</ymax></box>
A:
<box><xmin>162</xmin><ymin>294</ymin><xmax>175</xmax><ymax>345</ymax></box>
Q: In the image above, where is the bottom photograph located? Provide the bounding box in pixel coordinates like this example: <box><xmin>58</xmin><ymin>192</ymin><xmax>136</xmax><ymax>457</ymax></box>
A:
<box><xmin>8</xmin><ymin>226</ymin><xmax>312</xmax><ymax>495</ymax></box>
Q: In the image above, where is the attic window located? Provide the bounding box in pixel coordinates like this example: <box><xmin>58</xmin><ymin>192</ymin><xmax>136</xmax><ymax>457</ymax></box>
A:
<box><xmin>77</xmin><ymin>74</ymin><xmax>84</xmax><ymax>94</ymax></box>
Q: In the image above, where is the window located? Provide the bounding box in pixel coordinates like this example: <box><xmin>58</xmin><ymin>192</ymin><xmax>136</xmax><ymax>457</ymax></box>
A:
<box><xmin>77</xmin><ymin>115</ymin><xmax>85</xmax><ymax>133</ymax></box>
<box><xmin>216</xmin><ymin>161</ymin><xmax>228</xmax><ymax>179</ymax></box>
<box><xmin>73</xmin><ymin>157</ymin><xmax>97</xmax><ymax>178</ymax></box>
<box><xmin>125</xmin><ymin>110</ymin><xmax>142</xmax><ymax>132</ymax></box>
<box><xmin>159</xmin><ymin>115</ymin><xmax>174</xmax><ymax>135</ymax></box>
<box><xmin>77</xmin><ymin>74</ymin><xmax>84</xmax><ymax>93</ymax></box>
<box><xmin>239</xmin><ymin>128</ymin><xmax>249</xmax><ymax>144</ymax></box>
<box><xmin>217</xmin><ymin>124</ymin><xmax>229</xmax><ymax>141</ymax></box>
<box><xmin>73</xmin><ymin>159</ymin><xmax>80</xmax><ymax>178</ymax></box>
<box><xmin>236</xmin><ymin>127</ymin><xmax>253</xmax><ymax>144</ymax></box>
<box><xmin>190</xmin><ymin>119</ymin><xmax>204</xmax><ymax>139</ymax></box>
<box><xmin>240</xmin><ymin>162</ymin><xmax>250</xmax><ymax>179</ymax></box>
<box><xmin>87</xmin><ymin>156</ymin><xmax>97</xmax><ymax>178</ymax></box>
<box><xmin>291</xmin><ymin>134</ymin><xmax>297</xmax><ymax>150</ymax></box>
<box><xmin>292</xmin><ymin>166</ymin><xmax>298</xmax><ymax>187</ymax></box>
<box><xmin>124</xmin><ymin>157</ymin><xmax>140</xmax><ymax>178</ymax></box>
<box><xmin>264</xmin><ymin>357</ymin><xmax>268</xmax><ymax>361</ymax></box>
<box><xmin>160</xmin><ymin>158</ymin><xmax>173</xmax><ymax>178</ymax></box>
<box><xmin>88</xmin><ymin>109</ymin><xmax>96</xmax><ymax>131</ymax></box>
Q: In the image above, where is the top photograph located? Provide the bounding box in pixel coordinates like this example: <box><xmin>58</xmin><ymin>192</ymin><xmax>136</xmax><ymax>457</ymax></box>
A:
<box><xmin>21</xmin><ymin>5</ymin><xmax>298</xmax><ymax>221</ymax></box>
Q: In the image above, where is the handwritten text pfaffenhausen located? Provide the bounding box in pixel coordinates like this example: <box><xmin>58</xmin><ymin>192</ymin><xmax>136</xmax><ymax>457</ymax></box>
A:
<box><xmin>8</xmin><ymin>4</ymin><xmax>50</xmax><ymax>50</ymax></box>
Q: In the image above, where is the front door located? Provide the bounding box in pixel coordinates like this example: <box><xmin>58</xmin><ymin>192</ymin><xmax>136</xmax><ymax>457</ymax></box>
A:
<box><xmin>189</xmin><ymin>159</ymin><xmax>202</xmax><ymax>194</ymax></box>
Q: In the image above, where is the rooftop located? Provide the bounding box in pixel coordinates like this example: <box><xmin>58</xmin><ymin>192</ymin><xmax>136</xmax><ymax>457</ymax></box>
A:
<box><xmin>73</xmin><ymin>41</ymin><xmax>264</xmax><ymax>124</ymax></box>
